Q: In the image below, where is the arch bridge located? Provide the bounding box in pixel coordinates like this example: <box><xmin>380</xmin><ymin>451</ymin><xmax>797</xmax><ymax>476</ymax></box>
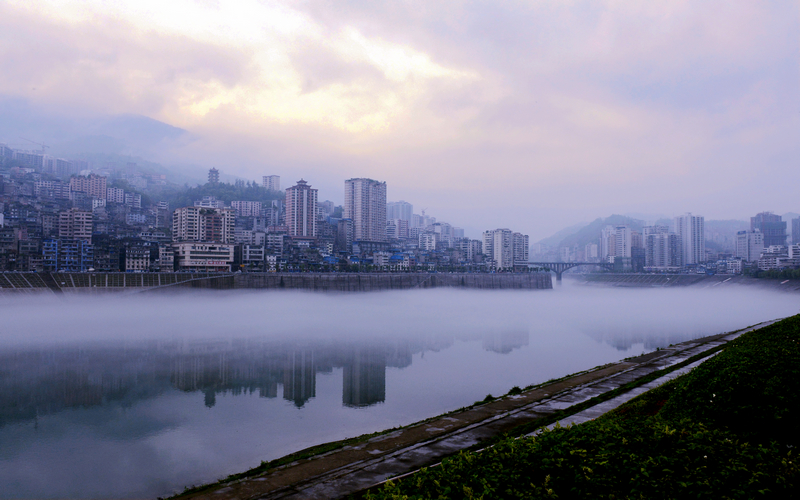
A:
<box><xmin>526</xmin><ymin>262</ymin><xmax>614</xmax><ymax>282</ymax></box>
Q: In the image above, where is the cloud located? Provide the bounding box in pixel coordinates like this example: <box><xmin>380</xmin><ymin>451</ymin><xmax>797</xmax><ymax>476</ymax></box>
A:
<box><xmin>0</xmin><ymin>0</ymin><xmax>798</xmax><ymax>239</ymax></box>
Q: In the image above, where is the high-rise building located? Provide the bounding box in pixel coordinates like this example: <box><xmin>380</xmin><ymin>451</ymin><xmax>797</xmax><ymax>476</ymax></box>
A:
<box><xmin>318</xmin><ymin>200</ymin><xmax>334</xmax><ymax>217</ymax></box>
<box><xmin>645</xmin><ymin>233</ymin><xmax>681</xmax><ymax>268</ymax></box>
<box><xmin>614</xmin><ymin>225</ymin><xmax>632</xmax><ymax>258</ymax></box>
<box><xmin>172</xmin><ymin>207</ymin><xmax>235</xmax><ymax>243</ymax></box>
<box><xmin>388</xmin><ymin>218</ymin><xmax>409</xmax><ymax>239</ymax></box>
<box><xmin>344</xmin><ymin>178</ymin><xmax>387</xmax><ymax>242</ymax></box>
<box><xmin>69</xmin><ymin>174</ymin><xmax>107</xmax><ymax>200</ymax></box>
<box><xmin>600</xmin><ymin>225</ymin><xmax>615</xmax><ymax>260</ymax></box>
<box><xmin>231</xmin><ymin>201</ymin><xmax>262</xmax><ymax>217</ymax></box>
<box><xmin>285</xmin><ymin>179</ymin><xmax>318</xmax><ymax>238</ymax></box>
<box><xmin>736</xmin><ymin>230</ymin><xmax>764</xmax><ymax>262</ymax></box>
<box><xmin>482</xmin><ymin>228</ymin><xmax>529</xmax><ymax>269</ymax></box>
<box><xmin>675</xmin><ymin>213</ymin><xmax>705</xmax><ymax>265</ymax></box>
<box><xmin>513</xmin><ymin>232</ymin><xmax>529</xmax><ymax>263</ymax></box>
<box><xmin>45</xmin><ymin>157</ymin><xmax>74</xmax><ymax>177</ymax></box>
<box><xmin>599</xmin><ymin>225</ymin><xmax>634</xmax><ymax>261</ymax></box>
<box><xmin>58</xmin><ymin>208</ymin><xmax>93</xmax><ymax>243</ymax></box>
<box><xmin>262</xmin><ymin>175</ymin><xmax>280</xmax><ymax>191</ymax></box>
<box><xmin>750</xmin><ymin>212</ymin><xmax>786</xmax><ymax>247</ymax></box>
<box><xmin>793</xmin><ymin>218</ymin><xmax>800</xmax><ymax>245</ymax></box>
<box><xmin>336</xmin><ymin>219</ymin><xmax>354</xmax><ymax>253</ymax></box>
<box><xmin>386</xmin><ymin>201</ymin><xmax>413</xmax><ymax>221</ymax></box>
<box><xmin>419</xmin><ymin>232</ymin><xmax>437</xmax><ymax>251</ymax></box>
<box><xmin>208</xmin><ymin>168</ymin><xmax>220</xmax><ymax>184</ymax></box>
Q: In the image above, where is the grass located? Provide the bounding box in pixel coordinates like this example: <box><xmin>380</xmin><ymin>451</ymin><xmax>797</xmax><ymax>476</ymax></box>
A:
<box><xmin>366</xmin><ymin>316</ymin><xmax>800</xmax><ymax>499</ymax></box>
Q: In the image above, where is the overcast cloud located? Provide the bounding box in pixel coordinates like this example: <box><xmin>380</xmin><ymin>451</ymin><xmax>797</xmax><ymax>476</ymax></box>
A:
<box><xmin>1</xmin><ymin>0</ymin><xmax>798</xmax><ymax>239</ymax></box>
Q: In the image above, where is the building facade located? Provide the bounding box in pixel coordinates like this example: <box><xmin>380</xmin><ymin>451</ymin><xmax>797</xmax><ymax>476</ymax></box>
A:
<box><xmin>482</xmin><ymin>228</ymin><xmax>528</xmax><ymax>269</ymax></box>
<box><xmin>172</xmin><ymin>207</ymin><xmax>235</xmax><ymax>243</ymax></box>
<box><xmin>231</xmin><ymin>201</ymin><xmax>262</xmax><ymax>217</ymax></box>
<box><xmin>750</xmin><ymin>212</ymin><xmax>786</xmax><ymax>247</ymax></box>
<box><xmin>793</xmin><ymin>217</ymin><xmax>800</xmax><ymax>245</ymax></box>
<box><xmin>173</xmin><ymin>242</ymin><xmax>233</xmax><ymax>272</ymax></box>
<box><xmin>736</xmin><ymin>229</ymin><xmax>764</xmax><ymax>262</ymax></box>
<box><xmin>386</xmin><ymin>201</ymin><xmax>413</xmax><ymax>222</ymax></box>
<box><xmin>69</xmin><ymin>174</ymin><xmax>107</xmax><ymax>200</ymax></box>
<box><xmin>262</xmin><ymin>175</ymin><xmax>281</xmax><ymax>191</ymax></box>
<box><xmin>344</xmin><ymin>178</ymin><xmax>387</xmax><ymax>242</ymax></box>
<box><xmin>645</xmin><ymin>233</ymin><xmax>681</xmax><ymax>268</ymax></box>
<box><xmin>58</xmin><ymin>209</ymin><xmax>93</xmax><ymax>243</ymax></box>
<box><xmin>285</xmin><ymin>179</ymin><xmax>318</xmax><ymax>238</ymax></box>
<box><xmin>675</xmin><ymin>213</ymin><xmax>705</xmax><ymax>265</ymax></box>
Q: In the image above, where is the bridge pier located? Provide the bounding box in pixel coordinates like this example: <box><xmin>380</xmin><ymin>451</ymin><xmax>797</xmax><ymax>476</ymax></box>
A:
<box><xmin>555</xmin><ymin>271</ymin><xmax>563</xmax><ymax>282</ymax></box>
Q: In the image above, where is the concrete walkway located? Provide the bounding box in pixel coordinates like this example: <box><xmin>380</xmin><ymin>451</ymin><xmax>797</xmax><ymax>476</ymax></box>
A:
<box><xmin>177</xmin><ymin>321</ymin><xmax>775</xmax><ymax>500</ymax></box>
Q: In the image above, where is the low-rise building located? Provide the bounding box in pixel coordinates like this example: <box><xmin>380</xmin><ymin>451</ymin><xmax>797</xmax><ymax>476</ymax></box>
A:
<box><xmin>174</xmin><ymin>242</ymin><xmax>234</xmax><ymax>272</ymax></box>
<box><xmin>157</xmin><ymin>244</ymin><xmax>174</xmax><ymax>272</ymax></box>
<box><xmin>123</xmin><ymin>244</ymin><xmax>150</xmax><ymax>272</ymax></box>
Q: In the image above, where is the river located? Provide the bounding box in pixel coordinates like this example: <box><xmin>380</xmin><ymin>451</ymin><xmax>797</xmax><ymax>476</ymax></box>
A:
<box><xmin>0</xmin><ymin>281</ymin><xmax>797</xmax><ymax>498</ymax></box>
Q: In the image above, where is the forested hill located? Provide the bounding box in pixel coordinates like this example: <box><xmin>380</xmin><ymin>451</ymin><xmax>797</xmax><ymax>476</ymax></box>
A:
<box><xmin>165</xmin><ymin>182</ymin><xmax>284</xmax><ymax>209</ymax></box>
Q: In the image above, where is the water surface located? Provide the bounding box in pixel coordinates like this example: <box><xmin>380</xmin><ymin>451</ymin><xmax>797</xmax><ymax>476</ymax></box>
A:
<box><xmin>0</xmin><ymin>282</ymin><xmax>797</xmax><ymax>498</ymax></box>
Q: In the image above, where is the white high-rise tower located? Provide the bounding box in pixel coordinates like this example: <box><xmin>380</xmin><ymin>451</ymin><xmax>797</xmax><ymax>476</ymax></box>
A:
<box><xmin>344</xmin><ymin>178</ymin><xmax>387</xmax><ymax>242</ymax></box>
<box><xmin>674</xmin><ymin>213</ymin><xmax>705</xmax><ymax>265</ymax></box>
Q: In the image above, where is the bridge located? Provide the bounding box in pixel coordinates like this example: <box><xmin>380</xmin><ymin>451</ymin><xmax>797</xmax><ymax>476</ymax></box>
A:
<box><xmin>526</xmin><ymin>262</ymin><xmax>614</xmax><ymax>282</ymax></box>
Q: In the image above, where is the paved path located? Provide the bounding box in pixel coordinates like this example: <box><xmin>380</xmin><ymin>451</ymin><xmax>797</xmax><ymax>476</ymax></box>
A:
<box><xmin>178</xmin><ymin>321</ymin><xmax>775</xmax><ymax>500</ymax></box>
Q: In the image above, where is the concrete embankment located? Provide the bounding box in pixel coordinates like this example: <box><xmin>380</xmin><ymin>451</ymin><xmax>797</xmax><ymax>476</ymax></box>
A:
<box><xmin>0</xmin><ymin>272</ymin><xmax>552</xmax><ymax>294</ymax></box>
<box><xmin>579</xmin><ymin>273</ymin><xmax>800</xmax><ymax>292</ymax></box>
<box><xmin>230</xmin><ymin>272</ymin><xmax>551</xmax><ymax>292</ymax></box>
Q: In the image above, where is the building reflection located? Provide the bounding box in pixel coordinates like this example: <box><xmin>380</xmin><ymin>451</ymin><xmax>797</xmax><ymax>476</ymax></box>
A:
<box><xmin>482</xmin><ymin>329</ymin><xmax>530</xmax><ymax>354</ymax></box>
<box><xmin>0</xmin><ymin>329</ymin><xmax>525</xmax><ymax>427</ymax></box>
<box><xmin>283</xmin><ymin>349</ymin><xmax>316</xmax><ymax>407</ymax></box>
<box><xmin>342</xmin><ymin>346</ymin><xmax>386</xmax><ymax>408</ymax></box>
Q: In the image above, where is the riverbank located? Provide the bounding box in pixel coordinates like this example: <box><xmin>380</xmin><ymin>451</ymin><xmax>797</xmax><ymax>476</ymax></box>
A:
<box><xmin>369</xmin><ymin>315</ymin><xmax>800</xmax><ymax>499</ymax></box>
<box><xmin>579</xmin><ymin>272</ymin><xmax>800</xmax><ymax>292</ymax></box>
<box><xmin>0</xmin><ymin>272</ymin><xmax>552</xmax><ymax>294</ymax></box>
<box><xmin>169</xmin><ymin>320</ymin><xmax>773</xmax><ymax>500</ymax></box>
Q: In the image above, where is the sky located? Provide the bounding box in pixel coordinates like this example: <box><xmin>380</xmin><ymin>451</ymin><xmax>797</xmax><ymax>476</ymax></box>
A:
<box><xmin>1</xmin><ymin>0</ymin><xmax>798</xmax><ymax>240</ymax></box>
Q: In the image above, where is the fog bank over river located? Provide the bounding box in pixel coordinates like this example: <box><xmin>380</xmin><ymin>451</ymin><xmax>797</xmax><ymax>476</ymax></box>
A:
<box><xmin>1</xmin><ymin>283</ymin><xmax>798</xmax><ymax>498</ymax></box>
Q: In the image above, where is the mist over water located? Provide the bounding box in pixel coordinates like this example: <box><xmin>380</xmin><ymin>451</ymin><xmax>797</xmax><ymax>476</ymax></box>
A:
<box><xmin>1</xmin><ymin>283</ymin><xmax>798</xmax><ymax>498</ymax></box>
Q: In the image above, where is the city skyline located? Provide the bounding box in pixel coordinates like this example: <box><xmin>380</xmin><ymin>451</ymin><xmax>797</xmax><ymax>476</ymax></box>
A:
<box><xmin>0</xmin><ymin>1</ymin><xmax>798</xmax><ymax>240</ymax></box>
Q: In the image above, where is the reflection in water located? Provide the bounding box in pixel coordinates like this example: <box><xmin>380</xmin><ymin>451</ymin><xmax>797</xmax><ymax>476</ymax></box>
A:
<box><xmin>0</xmin><ymin>336</ymin><xmax>483</xmax><ymax>428</ymax></box>
<box><xmin>483</xmin><ymin>330</ymin><xmax>530</xmax><ymax>353</ymax></box>
<box><xmin>343</xmin><ymin>347</ymin><xmax>386</xmax><ymax>408</ymax></box>
<box><xmin>284</xmin><ymin>349</ymin><xmax>316</xmax><ymax>407</ymax></box>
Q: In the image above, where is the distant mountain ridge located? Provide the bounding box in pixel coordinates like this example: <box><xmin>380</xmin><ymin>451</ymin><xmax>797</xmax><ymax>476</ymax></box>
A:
<box><xmin>0</xmin><ymin>95</ymin><xmax>193</xmax><ymax>160</ymax></box>
<box><xmin>540</xmin><ymin>215</ymin><xmax>757</xmax><ymax>250</ymax></box>
<box><xmin>553</xmin><ymin>215</ymin><xmax>646</xmax><ymax>249</ymax></box>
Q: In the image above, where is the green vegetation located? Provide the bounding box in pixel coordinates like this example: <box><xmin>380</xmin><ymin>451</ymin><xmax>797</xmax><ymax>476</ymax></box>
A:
<box><xmin>166</xmin><ymin>182</ymin><xmax>283</xmax><ymax>209</ymax></box>
<box><xmin>368</xmin><ymin>316</ymin><xmax>800</xmax><ymax>499</ymax></box>
<box><xmin>747</xmin><ymin>268</ymin><xmax>800</xmax><ymax>280</ymax></box>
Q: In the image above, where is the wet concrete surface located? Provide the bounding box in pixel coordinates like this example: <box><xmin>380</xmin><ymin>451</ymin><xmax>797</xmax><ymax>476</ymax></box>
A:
<box><xmin>177</xmin><ymin>320</ymin><xmax>777</xmax><ymax>500</ymax></box>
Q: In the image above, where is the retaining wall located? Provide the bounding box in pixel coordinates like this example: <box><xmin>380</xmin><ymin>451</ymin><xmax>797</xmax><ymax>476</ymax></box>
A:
<box><xmin>0</xmin><ymin>272</ymin><xmax>552</xmax><ymax>294</ymax></box>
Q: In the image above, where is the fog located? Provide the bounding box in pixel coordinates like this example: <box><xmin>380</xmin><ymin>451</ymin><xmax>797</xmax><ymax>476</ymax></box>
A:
<box><xmin>0</xmin><ymin>284</ymin><xmax>798</xmax><ymax>498</ymax></box>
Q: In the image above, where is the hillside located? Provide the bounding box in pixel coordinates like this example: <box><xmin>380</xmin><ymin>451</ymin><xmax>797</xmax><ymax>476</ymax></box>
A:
<box><xmin>556</xmin><ymin>214</ymin><xmax>645</xmax><ymax>248</ymax></box>
<box><xmin>165</xmin><ymin>182</ymin><xmax>284</xmax><ymax>209</ymax></box>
